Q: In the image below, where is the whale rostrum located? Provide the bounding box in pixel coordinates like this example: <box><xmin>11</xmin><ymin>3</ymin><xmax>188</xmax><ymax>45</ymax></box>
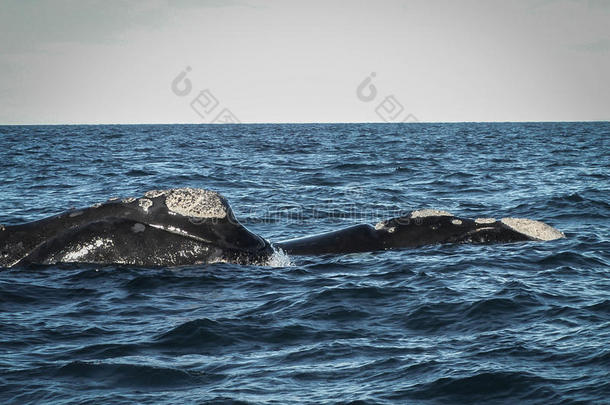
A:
<box><xmin>0</xmin><ymin>188</ymin><xmax>564</xmax><ymax>267</ymax></box>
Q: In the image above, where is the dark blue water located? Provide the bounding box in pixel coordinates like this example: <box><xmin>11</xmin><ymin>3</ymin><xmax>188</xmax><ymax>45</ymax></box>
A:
<box><xmin>1</xmin><ymin>123</ymin><xmax>609</xmax><ymax>404</ymax></box>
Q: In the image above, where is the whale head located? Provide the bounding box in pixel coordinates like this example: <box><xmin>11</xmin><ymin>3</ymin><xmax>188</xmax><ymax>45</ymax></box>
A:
<box><xmin>1</xmin><ymin>188</ymin><xmax>274</xmax><ymax>267</ymax></box>
<box><xmin>135</xmin><ymin>188</ymin><xmax>273</xmax><ymax>264</ymax></box>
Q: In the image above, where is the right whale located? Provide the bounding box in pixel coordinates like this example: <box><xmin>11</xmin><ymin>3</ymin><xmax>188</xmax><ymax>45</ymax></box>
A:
<box><xmin>0</xmin><ymin>189</ymin><xmax>565</xmax><ymax>267</ymax></box>
<box><xmin>275</xmin><ymin>209</ymin><xmax>565</xmax><ymax>255</ymax></box>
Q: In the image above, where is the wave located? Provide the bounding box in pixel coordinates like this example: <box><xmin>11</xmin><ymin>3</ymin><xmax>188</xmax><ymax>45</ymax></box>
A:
<box><xmin>55</xmin><ymin>361</ymin><xmax>221</xmax><ymax>387</ymax></box>
<box><xmin>1</xmin><ymin>122</ymin><xmax>608</xmax><ymax>404</ymax></box>
<box><xmin>152</xmin><ymin>317</ymin><xmax>362</xmax><ymax>355</ymax></box>
<box><xmin>395</xmin><ymin>371</ymin><xmax>558</xmax><ymax>402</ymax></box>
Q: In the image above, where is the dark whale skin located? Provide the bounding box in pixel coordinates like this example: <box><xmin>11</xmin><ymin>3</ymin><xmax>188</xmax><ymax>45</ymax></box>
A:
<box><xmin>1</xmin><ymin>191</ymin><xmax>564</xmax><ymax>267</ymax></box>
<box><xmin>1</xmin><ymin>189</ymin><xmax>273</xmax><ymax>267</ymax></box>
<box><xmin>275</xmin><ymin>213</ymin><xmax>564</xmax><ymax>255</ymax></box>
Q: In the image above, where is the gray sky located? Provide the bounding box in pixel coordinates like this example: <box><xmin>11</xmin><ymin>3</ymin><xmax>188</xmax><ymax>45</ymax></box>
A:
<box><xmin>0</xmin><ymin>0</ymin><xmax>608</xmax><ymax>124</ymax></box>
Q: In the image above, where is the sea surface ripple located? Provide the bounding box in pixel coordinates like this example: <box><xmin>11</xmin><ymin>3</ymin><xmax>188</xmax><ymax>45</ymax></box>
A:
<box><xmin>1</xmin><ymin>122</ymin><xmax>609</xmax><ymax>404</ymax></box>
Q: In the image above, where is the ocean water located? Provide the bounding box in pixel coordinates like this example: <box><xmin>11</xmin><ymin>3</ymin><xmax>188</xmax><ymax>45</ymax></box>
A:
<box><xmin>0</xmin><ymin>122</ymin><xmax>609</xmax><ymax>404</ymax></box>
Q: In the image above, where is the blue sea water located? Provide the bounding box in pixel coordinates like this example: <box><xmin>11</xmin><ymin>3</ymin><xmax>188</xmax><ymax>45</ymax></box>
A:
<box><xmin>0</xmin><ymin>122</ymin><xmax>609</xmax><ymax>404</ymax></box>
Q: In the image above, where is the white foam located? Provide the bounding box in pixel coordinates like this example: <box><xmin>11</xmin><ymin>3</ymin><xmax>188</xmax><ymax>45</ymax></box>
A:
<box><xmin>265</xmin><ymin>247</ymin><xmax>293</xmax><ymax>267</ymax></box>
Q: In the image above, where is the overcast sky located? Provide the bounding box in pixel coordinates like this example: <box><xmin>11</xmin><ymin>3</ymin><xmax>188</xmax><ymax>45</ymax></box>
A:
<box><xmin>0</xmin><ymin>0</ymin><xmax>608</xmax><ymax>124</ymax></box>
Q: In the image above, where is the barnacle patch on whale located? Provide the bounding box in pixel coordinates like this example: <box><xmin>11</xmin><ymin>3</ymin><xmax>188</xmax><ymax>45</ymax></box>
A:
<box><xmin>164</xmin><ymin>188</ymin><xmax>228</xmax><ymax>219</ymax></box>
<box><xmin>138</xmin><ymin>198</ymin><xmax>153</xmax><ymax>213</ymax></box>
<box><xmin>144</xmin><ymin>190</ymin><xmax>169</xmax><ymax>199</ymax></box>
<box><xmin>410</xmin><ymin>209</ymin><xmax>453</xmax><ymax>218</ymax></box>
<box><xmin>501</xmin><ymin>218</ymin><xmax>565</xmax><ymax>241</ymax></box>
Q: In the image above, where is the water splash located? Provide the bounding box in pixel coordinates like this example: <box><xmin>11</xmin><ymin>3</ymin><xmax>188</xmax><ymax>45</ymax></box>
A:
<box><xmin>265</xmin><ymin>247</ymin><xmax>293</xmax><ymax>267</ymax></box>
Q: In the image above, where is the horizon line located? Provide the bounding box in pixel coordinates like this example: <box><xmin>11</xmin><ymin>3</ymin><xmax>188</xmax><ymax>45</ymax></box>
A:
<box><xmin>1</xmin><ymin>120</ymin><xmax>608</xmax><ymax>126</ymax></box>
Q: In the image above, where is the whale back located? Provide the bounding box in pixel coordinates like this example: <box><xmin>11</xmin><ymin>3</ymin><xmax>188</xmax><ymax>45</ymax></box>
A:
<box><xmin>276</xmin><ymin>209</ymin><xmax>564</xmax><ymax>256</ymax></box>
<box><xmin>1</xmin><ymin>188</ymin><xmax>272</xmax><ymax>267</ymax></box>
